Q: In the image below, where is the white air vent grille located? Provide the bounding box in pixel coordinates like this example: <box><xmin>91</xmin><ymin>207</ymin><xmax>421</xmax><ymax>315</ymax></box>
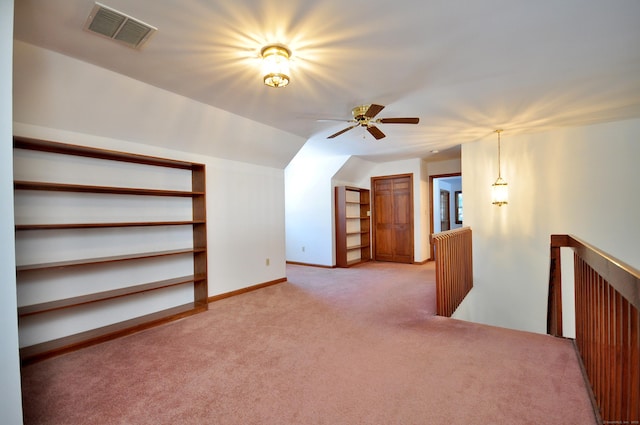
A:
<box><xmin>84</xmin><ymin>2</ymin><xmax>156</xmax><ymax>49</ymax></box>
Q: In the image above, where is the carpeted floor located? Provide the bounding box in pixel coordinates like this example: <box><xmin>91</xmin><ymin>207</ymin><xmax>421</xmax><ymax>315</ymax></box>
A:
<box><xmin>20</xmin><ymin>261</ymin><xmax>596</xmax><ymax>424</ymax></box>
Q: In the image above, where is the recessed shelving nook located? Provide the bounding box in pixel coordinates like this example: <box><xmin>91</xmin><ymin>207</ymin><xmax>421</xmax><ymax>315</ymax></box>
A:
<box><xmin>335</xmin><ymin>186</ymin><xmax>371</xmax><ymax>267</ymax></box>
<box><xmin>13</xmin><ymin>136</ymin><xmax>208</xmax><ymax>365</ymax></box>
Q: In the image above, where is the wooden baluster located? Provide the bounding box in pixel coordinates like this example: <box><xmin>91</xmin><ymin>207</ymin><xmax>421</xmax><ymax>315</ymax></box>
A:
<box><xmin>597</xmin><ymin>274</ymin><xmax>605</xmax><ymax>418</ymax></box>
<box><xmin>631</xmin><ymin>306</ymin><xmax>639</xmax><ymax>422</ymax></box>
<box><xmin>614</xmin><ymin>292</ymin><xmax>624</xmax><ymax>422</ymax></box>
<box><xmin>605</xmin><ymin>279</ymin><xmax>614</xmax><ymax>421</ymax></box>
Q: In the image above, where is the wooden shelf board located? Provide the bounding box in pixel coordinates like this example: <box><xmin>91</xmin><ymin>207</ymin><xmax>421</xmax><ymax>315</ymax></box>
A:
<box><xmin>16</xmin><ymin>220</ymin><xmax>205</xmax><ymax>231</ymax></box>
<box><xmin>346</xmin><ymin>243</ymin><xmax>370</xmax><ymax>250</ymax></box>
<box><xmin>14</xmin><ymin>180</ymin><xmax>203</xmax><ymax>197</ymax></box>
<box><xmin>14</xmin><ymin>136</ymin><xmax>204</xmax><ymax>171</ymax></box>
<box><xmin>16</xmin><ymin>248</ymin><xmax>205</xmax><ymax>272</ymax></box>
<box><xmin>19</xmin><ymin>302</ymin><xmax>207</xmax><ymax>365</ymax></box>
<box><xmin>18</xmin><ymin>274</ymin><xmax>206</xmax><ymax>317</ymax></box>
<box><xmin>346</xmin><ymin>230</ymin><xmax>369</xmax><ymax>236</ymax></box>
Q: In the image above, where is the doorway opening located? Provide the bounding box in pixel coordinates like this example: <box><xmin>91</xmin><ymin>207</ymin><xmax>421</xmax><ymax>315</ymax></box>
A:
<box><xmin>429</xmin><ymin>173</ymin><xmax>462</xmax><ymax>260</ymax></box>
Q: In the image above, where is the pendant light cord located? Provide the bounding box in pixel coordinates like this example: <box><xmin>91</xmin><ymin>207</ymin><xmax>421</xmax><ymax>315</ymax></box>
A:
<box><xmin>496</xmin><ymin>130</ymin><xmax>502</xmax><ymax>179</ymax></box>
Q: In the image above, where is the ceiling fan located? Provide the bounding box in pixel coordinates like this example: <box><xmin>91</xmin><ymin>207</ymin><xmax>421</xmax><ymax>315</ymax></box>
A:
<box><xmin>325</xmin><ymin>104</ymin><xmax>419</xmax><ymax>140</ymax></box>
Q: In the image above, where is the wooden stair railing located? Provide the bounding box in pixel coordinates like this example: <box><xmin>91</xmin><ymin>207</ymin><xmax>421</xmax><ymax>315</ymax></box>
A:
<box><xmin>430</xmin><ymin>227</ymin><xmax>473</xmax><ymax>317</ymax></box>
<box><xmin>548</xmin><ymin>234</ymin><xmax>639</xmax><ymax>424</ymax></box>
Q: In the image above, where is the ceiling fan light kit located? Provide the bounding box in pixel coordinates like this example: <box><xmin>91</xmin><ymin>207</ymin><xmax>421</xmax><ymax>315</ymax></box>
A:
<box><xmin>261</xmin><ymin>44</ymin><xmax>291</xmax><ymax>88</ymax></box>
<box><xmin>326</xmin><ymin>104</ymin><xmax>419</xmax><ymax>140</ymax></box>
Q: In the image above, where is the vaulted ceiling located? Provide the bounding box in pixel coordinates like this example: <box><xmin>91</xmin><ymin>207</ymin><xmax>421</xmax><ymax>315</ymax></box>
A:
<box><xmin>13</xmin><ymin>0</ymin><xmax>640</xmax><ymax>164</ymax></box>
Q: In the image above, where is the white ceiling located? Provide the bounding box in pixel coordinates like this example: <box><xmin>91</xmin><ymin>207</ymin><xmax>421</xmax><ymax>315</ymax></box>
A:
<box><xmin>13</xmin><ymin>0</ymin><xmax>640</xmax><ymax>164</ymax></box>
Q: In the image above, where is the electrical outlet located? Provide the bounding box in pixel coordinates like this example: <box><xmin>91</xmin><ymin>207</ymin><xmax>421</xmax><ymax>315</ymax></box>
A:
<box><xmin>301</xmin><ymin>246</ymin><xmax>305</xmax><ymax>252</ymax></box>
<box><xmin>265</xmin><ymin>258</ymin><xmax>270</xmax><ymax>266</ymax></box>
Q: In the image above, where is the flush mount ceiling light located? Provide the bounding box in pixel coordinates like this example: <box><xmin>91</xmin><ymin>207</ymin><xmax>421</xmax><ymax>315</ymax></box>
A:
<box><xmin>491</xmin><ymin>129</ymin><xmax>508</xmax><ymax>206</ymax></box>
<box><xmin>260</xmin><ymin>44</ymin><xmax>291</xmax><ymax>88</ymax></box>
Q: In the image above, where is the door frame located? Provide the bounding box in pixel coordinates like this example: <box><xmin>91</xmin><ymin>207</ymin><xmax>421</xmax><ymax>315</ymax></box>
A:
<box><xmin>440</xmin><ymin>189</ymin><xmax>451</xmax><ymax>231</ymax></box>
<box><xmin>429</xmin><ymin>172</ymin><xmax>461</xmax><ymax>260</ymax></box>
<box><xmin>371</xmin><ymin>173</ymin><xmax>414</xmax><ymax>263</ymax></box>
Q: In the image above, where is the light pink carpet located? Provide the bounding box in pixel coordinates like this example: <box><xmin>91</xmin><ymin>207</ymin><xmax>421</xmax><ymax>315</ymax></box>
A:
<box><xmin>20</xmin><ymin>261</ymin><xmax>596</xmax><ymax>424</ymax></box>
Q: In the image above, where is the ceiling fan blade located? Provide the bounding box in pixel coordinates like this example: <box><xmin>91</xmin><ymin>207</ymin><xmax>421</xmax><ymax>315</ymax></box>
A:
<box><xmin>365</xmin><ymin>104</ymin><xmax>385</xmax><ymax>119</ymax></box>
<box><xmin>377</xmin><ymin>117</ymin><xmax>420</xmax><ymax>124</ymax></box>
<box><xmin>327</xmin><ymin>125</ymin><xmax>358</xmax><ymax>139</ymax></box>
<box><xmin>316</xmin><ymin>119</ymin><xmax>354</xmax><ymax>122</ymax></box>
<box><xmin>367</xmin><ymin>125</ymin><xmax>386</xmax><ymax>140</ymax></box>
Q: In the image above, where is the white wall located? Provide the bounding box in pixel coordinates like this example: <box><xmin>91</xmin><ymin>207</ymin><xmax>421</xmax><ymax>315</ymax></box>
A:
<box><xmin>285</xmin><ymin>142</ymin><xmax>350</xmax><ymax>266</ymax></box>
<box><xmin>432</xmin><ymin>180</ymin><xmax>441</xmax><ymax>234</ymax></box>
<box><xmin>1</xmin><ymin>1</ymin><xmax>24</xmax><ymax>423</ymax></box>
<box><xmin>455</xmin><ymin>120</ymin><xmax>640</xmax><ymax>334</ymax></box>
<box><xmin>426</xmin><ymin>158</ymin><xmax>462</xmax><ymax>177</ymax></box>
<box><xmin>333</xmin><ymin>156</ymin><xmax>377</xmax><ymax>188</ymax></box>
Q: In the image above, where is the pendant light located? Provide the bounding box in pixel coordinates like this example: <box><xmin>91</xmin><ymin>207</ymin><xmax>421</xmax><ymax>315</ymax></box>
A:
<box><xmin>491</xmin><ymin>129</ymin><xmax>508</xmax><ymax>206</ymax></box>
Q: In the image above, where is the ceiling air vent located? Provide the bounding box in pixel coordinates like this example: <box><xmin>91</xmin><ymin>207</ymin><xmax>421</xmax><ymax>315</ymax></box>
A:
<box><xmin>84</xmin><ymin>2</ymin><xmax>157</xmax><ymax>49</ymax></box>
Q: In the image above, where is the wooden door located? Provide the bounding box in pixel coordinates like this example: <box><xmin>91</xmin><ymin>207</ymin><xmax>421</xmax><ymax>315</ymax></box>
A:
<box><xmin>372</xmin><ymin>174</ymin><xmax>414</xmax><ymax>263</ymax></box>
<box><xmin>440</xmin><ymin>189</ymin><xmax>450</xmax><ymax>231</ymax></box>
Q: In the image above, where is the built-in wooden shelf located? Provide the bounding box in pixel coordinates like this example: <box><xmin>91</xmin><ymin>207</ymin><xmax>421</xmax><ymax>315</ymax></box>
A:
<box><xmin>13</xmin><ymin>136</ymin><xmax>209</xmax><ymax>365</ymax></box>
<box><xmin>335</xmin><ymin>186</ymin><xmax>371</xmax><ymax>268</ymax></box>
